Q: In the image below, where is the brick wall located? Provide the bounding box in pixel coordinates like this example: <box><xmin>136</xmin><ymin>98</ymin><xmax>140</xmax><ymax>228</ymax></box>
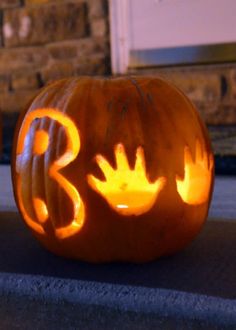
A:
<box><xmin>0</xmin><ymin>0</ymin><xmax>110</xmax><ymax>162</ymax></box>
<box><xmin>0</xmin><ymin>0</ymin><xmax>110</xmax><ymax>114</ymax></box>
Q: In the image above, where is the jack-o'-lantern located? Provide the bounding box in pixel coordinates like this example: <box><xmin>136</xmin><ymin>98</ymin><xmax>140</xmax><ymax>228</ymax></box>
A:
<box><xmin>11</xmin><ymin>76</ymin><xmax>214</xmax><ymax>262</ymax></box>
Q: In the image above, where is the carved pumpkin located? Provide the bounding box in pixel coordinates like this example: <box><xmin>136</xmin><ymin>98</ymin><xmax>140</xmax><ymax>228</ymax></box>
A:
<box><xmin>12</xmin><ymin>77</ymin><xmax>214</xmax><ymax>262</ymax></box>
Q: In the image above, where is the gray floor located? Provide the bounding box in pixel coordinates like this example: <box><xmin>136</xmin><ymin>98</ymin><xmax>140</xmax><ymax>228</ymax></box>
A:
<box><xmin>2</xmin><ymin>165</ymin><xmax>236</xmax><ymax>219</ymax></box>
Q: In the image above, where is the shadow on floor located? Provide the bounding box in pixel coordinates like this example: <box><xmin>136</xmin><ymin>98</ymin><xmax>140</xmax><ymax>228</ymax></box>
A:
<box><xmin>0</xmin><ymin>212</ymin><xmax>235</xmax><ymax>300</ymax></box>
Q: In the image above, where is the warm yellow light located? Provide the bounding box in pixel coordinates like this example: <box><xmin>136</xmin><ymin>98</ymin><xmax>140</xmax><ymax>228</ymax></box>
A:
<box><xmin>33</xmin><ymin>130</ymin><xmax>49</xmax><ymax>155</ymax></box>
<box><xmin>16</xmin><ymin>108</ymin><xmax>85</xmax><ymax>239</ymax></box>
<box><xmin>33</xmin><ymin>197</ymin><xmax>48</xmax><ymax>223</ymax></box>
<box><xmin>176</xmin><ymin>140</ymin><xmax>213</xmax><ymax>205</ymax></box>
<box><xmin>87</xmin><ymin>144</ymin><xmax>166</xmax><ymax>216</ymax></box>
<box><xmin>117</xmin><ymin>204</ymin><xmax>128</xmax><ymax>209</ymax></box>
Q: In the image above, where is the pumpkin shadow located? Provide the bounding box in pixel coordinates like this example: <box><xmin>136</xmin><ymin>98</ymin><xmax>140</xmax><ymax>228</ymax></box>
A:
<box><xmin>0</xmin><ymin>212</ymin><xmax>236</xmax><ymax>300</ymax></box>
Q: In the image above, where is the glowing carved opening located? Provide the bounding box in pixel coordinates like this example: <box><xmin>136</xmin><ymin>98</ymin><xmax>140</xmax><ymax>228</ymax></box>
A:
<box><xmin>33</xmin><ymin>198</ymin><xmax>48</xmax><ymax>223</ymax></box>
<box><xmin>33</xmin><ymin>130</ymin><xmax>49</xmax><ymax>155</ymax></box>
<box><xmin>16</xmin><ymin>108</ymin><xmax>85</xmax><ymax>239</ymax></box>
<box><xmin>176</xmin><ymin>140</ymin><xmax>213</xmax><ymax>205</ymax></box>
<box><xmin>87</xmin><ymin>144</ymin><xmax>166</xmax><ymax>216</ymax></box>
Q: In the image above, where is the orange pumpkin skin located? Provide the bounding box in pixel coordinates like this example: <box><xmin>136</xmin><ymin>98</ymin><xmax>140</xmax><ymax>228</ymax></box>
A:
<box><xmin>12</xmin><ymin>76</ymin><xmax>214</xmax><ymax>262</ymax></box>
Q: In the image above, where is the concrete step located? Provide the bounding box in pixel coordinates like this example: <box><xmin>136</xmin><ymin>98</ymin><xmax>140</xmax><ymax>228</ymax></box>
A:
<box><xmin>0</xmin><ymin>212</ymin><xmax>235</xmax><ymax>329</ymax></box>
